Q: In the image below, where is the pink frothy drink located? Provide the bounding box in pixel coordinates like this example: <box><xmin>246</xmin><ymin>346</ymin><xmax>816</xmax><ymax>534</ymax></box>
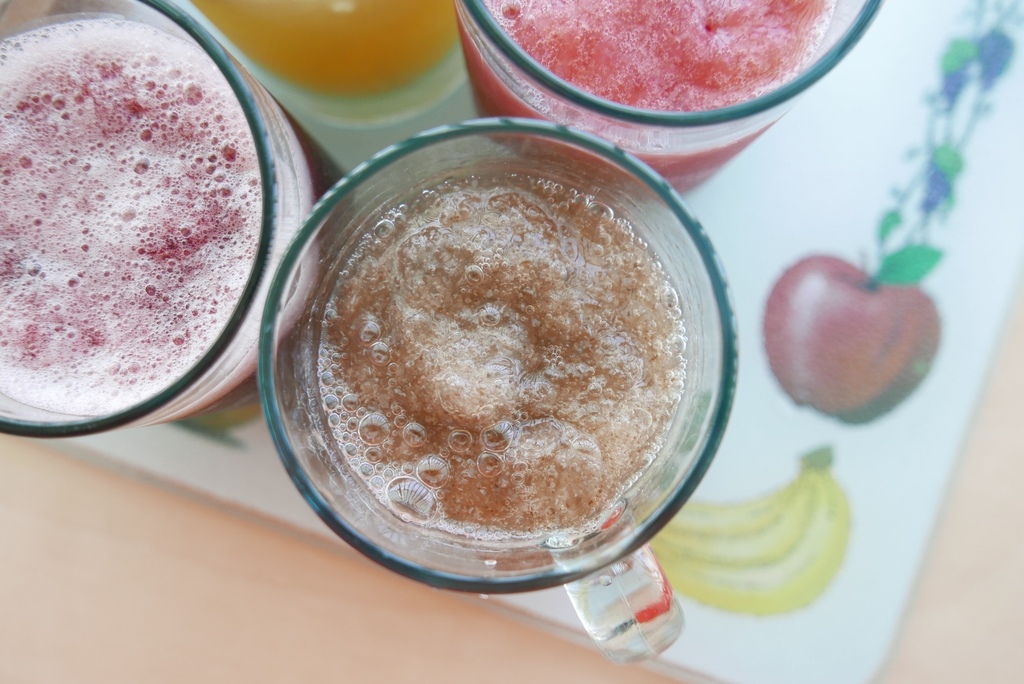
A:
<box><xmin>456</xmin><ymin>0</ymin><xmax>883</xmax><ymax>191</ymax></box>
<box><xmin>0</xmin><ymin>2</ymin><xmax>332</xmax><ymax>436</ymax></box>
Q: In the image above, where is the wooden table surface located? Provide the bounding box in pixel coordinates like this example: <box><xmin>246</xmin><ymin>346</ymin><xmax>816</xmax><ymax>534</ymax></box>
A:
<box><xmin>3</xmin><ymin>289</ymin><xmax>1024</xmax><ymax>684</ymax></box>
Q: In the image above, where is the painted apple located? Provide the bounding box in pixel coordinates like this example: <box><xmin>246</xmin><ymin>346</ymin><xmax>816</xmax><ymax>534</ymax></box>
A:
<box><xmin>763</xmin><ymin>255</ymin><xmax>941</xmax><ymax>424</ymax></box>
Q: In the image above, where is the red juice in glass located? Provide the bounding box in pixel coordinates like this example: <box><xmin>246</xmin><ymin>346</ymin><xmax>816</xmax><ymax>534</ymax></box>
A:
<box><xmin>455</xmin><ymin>0</ymin><xmax>883</xmax><ymax>191</ymax></box>
<box><xmin>0</xmin><ymin>1</ymin><xmax>335</xmax><ymax>436</ymax></box>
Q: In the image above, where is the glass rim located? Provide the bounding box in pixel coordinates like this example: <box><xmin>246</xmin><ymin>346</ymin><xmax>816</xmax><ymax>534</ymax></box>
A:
<box><xmin>259</xmin><ymin>117</ymin><xmax>739</xmax><ymax>593</ymax></box>
<box><xmin>0</xmin><ymin>0</ymin><xmax>278</xmax><ymax>438</ymax></box>
<box><xmin>460</xmin><ymin>0</ymin><xmax>885</xmax><ymax>126</ymax></box>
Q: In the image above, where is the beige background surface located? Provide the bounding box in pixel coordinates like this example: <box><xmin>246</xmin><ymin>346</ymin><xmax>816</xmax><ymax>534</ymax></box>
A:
<box><xmin>1</xmin><ymin>284</ymin><xmax>1024</xmax><ymax>683</ymax></box>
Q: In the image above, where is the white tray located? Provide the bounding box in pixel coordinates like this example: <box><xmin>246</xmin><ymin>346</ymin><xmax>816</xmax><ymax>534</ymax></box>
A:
<box><xmin>61</xmin><ymin>0</ymin><xmax>1024</xmax><ymax>682</ymax></box>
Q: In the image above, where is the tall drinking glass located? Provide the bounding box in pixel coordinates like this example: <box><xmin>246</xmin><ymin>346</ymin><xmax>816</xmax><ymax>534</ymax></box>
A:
<box><xmin>0</xmin><ymin>0</ymin><xmax>338</xmax><ymax>437</ymax></box>
<box><xmin>455</xmin><ymin>0</ymin><xmax>884</xmax><ymax>192</ymax></box>
<box><xmin>260</xmin><ymin>119</ymin><xmax>738</xmax><ymax>663</ymax></box>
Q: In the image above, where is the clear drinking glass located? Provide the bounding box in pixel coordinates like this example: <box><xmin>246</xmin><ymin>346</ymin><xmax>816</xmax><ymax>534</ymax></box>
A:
<box><xmin>0</xmin><ymin>0</ymin><xmax>338</xmax><ymax>437</ymax></box>
<box><xmin>260</xmin><ymin>119</ymin><xmax>738</xmax><ymax>663</ymax></box>
<box><xmin>455</xmin><ymin>0</ymin><xmax>884</xmax><ymax>192</ymax></box>
<box><xmin>183</xmin><ymin>0</ymin><xmax>466</xmax><ymax>126</ymax></box>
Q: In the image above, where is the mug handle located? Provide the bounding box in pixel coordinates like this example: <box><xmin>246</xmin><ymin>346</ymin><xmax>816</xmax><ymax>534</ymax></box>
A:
<box><xmin>564</xmin><ymin>544</ymin><xmax>683</xmax><ymax>663</ymax></box>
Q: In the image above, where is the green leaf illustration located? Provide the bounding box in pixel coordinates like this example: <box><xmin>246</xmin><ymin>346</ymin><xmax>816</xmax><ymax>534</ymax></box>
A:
<box><xmin>801</xmin><ymin>445</ymin><xmax>835</xmax><ymax>470</ymax></box>
<box><xmin>878</xmin><ymin>210</ymin><xmax>903</xmax><ymax>241</ymax></box>
<box><xmin>932</xmin><ymin>144</ymin><xmax>965</xmax><ymax>180</ymax></box>
<box><xmin>875</xmin><ymin>245</ymin><xmax>944</xmax><ymax>285</ymax></box>
<box><xmin>941</xmin><ymin>38</ymin><xmax>978</xmax><ymax>73</ymax></box>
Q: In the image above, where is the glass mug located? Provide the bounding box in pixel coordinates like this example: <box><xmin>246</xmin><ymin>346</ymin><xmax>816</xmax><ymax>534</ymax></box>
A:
<box><xmin>0</xmin><ymin>0</ymin><xmax>338</xmax><ymax>437</ymax></box>
<box><xmin>454</xmin><ymin>0</ymin><xmax>884</xmax><ymax>192</ymax></box>
<box><xmin>260</xmin><ymin>119</ymin><xmax>738</xmax><ymax>662</ymax></box>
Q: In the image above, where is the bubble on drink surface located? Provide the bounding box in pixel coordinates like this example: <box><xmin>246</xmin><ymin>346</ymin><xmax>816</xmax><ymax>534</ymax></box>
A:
<box><xmin>402</xmin><ymin>421</ymin><xmax>427</xmax><ymax>446</ymax></box>
<box><xmin>341</xmin><ymin>393</ymin><xmax>360</xmax><ymax>411</ymax></box>
<box><xmin>477</xmin><ymin>452</ymin><xmax>505</xmax><ymax>477</ymax></box>
<box><xmin>520</xmin><ymin>370</ymin><xmax>555</xmax><ymax>403</ymax></box>
<box><xmin>386</xmin><ymin>477</ymin><xmax>437</xmax><ymax>522</ymax></box>
<box><xmin>478</xmin><ymin>303</ymin><xmax>502</xmax><ymax>327</ymax></box>
<box><xmin>485</xmin><ymin>355</ymin><xmax>519</xmax><ymax>381</ymax></box>
<box><xmin>416</xmin><ymin>455</ymin><xmax>450</xmax><ymax>487</ymax></box>
<box><xmin>481</xmin><ymin>420</ymin><xmax>515</xmax><ymax>452</ymax></box>
<box><xmin>357</xmin><ymin>411</ymin><xmax>390</xmax><ymax>444</ymax></box>
<box><xmin>358</xmin><ymin>318</ymin><xmax>382</xmax><ymax>343</ymax></box>
<box><xmin>184</xmin><ymin>83</ymin><xmax>204</xmax><ymax>105</ymax></box>
<box><xmin>448</xmin><ymin>429</ymin><xmax>474</xmax><ymax>452</ymax></box>
<box><xmin>500</xmin><ymin>0</ymin><xmax>523</xmax><ymax>20</ymax></box>
<box><xmin>662</xmin><ymin>286</ymin><xmax>681</xmax><ymax>311</ymax></box>
<box><xmin>670</xmin><ymin>333</ymin><xmax>687</xmax><ymax>356</ymax></box>
<box><xmin>571</xmin><ymin>435</ymin><xmax>602</xmax><ymax>462</ymax></box>
<box><xmin>369</xmin><ymin>341</ymin><xmax>391</xmax><ymax>365</ymax></box>
<box><xmin>374</xmin><ymin>219</ymin><xmax>396</xmax><ymax>239</ymax></box>
<box><xmin>365</xmin><ymin>446</ymin><xmax>383</xmax><ymax>463</ymax></box>
<box><xmin>518</xmin><ymin>418</ymin><xmax>564</xmax><ymax>459</ymax></box>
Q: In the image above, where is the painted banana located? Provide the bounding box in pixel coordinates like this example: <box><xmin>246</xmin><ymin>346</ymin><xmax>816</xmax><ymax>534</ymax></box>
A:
<box><xmin>651</xmin><ymin>446</ymin><xmax>850</xmax><ymax>615</ymax></box>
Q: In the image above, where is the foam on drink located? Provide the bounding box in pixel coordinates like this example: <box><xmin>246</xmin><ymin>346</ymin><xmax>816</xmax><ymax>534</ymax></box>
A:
<box><xmin>317</xmin><ymin>174</ymin><xmax>688</xmax><ymax>539</ymax></box>
<box><xmin>486</xmin><ymin>0</ymin><xmax>837</xmax><ymax>111</ymax></box>
<box><xmin>0</xmin><ymin>19</ymin><xmax>262</xmax><ymax>415</ymax></box>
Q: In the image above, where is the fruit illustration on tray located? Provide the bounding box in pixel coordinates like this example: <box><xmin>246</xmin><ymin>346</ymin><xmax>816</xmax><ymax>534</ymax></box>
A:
<box><xmin>652</xmin><ymin>446</ymin><xmax>850</xmax><ymax>615</ymax></box>
<box><xmin>764</xmin><ymin>255</ymin><xmax>941</xmax><ymax>424</ymax></box>
<box><xmin>763</xmin><ymin>1</ymin><xmax>1017</xmax><ymax>424</ymax></box>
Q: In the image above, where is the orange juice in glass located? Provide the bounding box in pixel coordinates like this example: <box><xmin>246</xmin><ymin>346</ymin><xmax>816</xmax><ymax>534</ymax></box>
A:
<box><xmin>189</xmin><ymin>0</ymin><xmax>462</xmax><ymax>124</ymax></box>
